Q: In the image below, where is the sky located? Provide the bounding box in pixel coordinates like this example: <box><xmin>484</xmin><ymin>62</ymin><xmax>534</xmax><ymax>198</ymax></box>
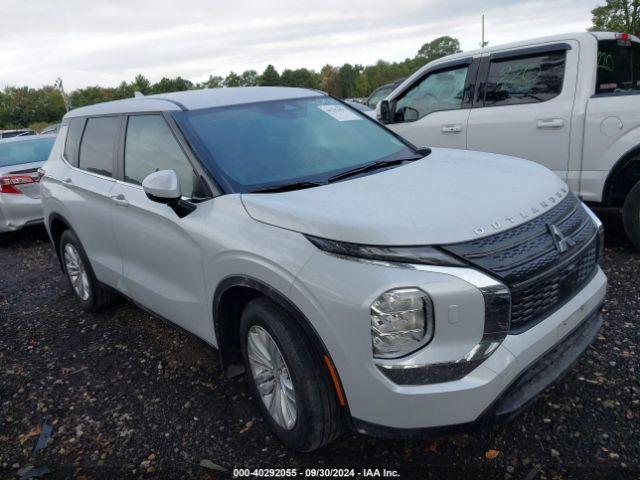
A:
<box><xmin>0</xmin><ymin>0</ymin><xmax>598</xmax><ymax>90</ymax></box>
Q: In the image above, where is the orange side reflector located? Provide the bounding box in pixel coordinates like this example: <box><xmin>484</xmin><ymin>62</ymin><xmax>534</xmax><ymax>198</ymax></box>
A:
<box><xmin>322</xmin><ymin>355</ymin><xmax>346</xmax><ymax>407</ymax></box>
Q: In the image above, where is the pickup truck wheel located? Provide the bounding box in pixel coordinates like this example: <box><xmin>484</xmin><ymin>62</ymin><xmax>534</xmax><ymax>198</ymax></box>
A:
<box><xmin>623</xmin><ymin>181</ymin><xmax>640</xmax><ymax>250</ymax></box>
<box><xmin>240</xmin><ymin>297</ymin><xmax>343</xmax><ymax>451</ymax></box>
<box><xmin>59</xmin><ymin>230</ymin><xmax>117</xmax><ymax>311</ymax></box>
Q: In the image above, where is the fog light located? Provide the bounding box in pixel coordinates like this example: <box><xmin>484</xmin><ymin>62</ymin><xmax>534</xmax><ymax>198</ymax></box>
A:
<box><xmin>371</xmin><ymin>288</ymin><xmax>434</xmax><ymax>358</ymax></box>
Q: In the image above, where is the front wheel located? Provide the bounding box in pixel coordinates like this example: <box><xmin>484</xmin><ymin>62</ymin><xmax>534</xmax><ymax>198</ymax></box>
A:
<box><xmin>240</xmin><ymin>297</ymin><xmax>343</xmax><ymax>451</ymax></box>
<box><xmin>623</xmin><ymin>181</ymin><xmax>640</xmax><ymax>250</ymax></box>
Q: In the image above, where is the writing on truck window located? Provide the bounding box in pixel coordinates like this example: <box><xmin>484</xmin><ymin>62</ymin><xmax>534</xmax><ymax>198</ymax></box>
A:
<box><xmin>496</xmin><ymin>62</ymin><xmax>543</xmax><ymax>94</ymax></box>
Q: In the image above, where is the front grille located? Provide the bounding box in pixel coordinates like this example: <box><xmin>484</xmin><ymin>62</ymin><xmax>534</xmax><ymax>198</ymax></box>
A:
<box><xmin>443</xmin><ymin>193</ymin><xmax>598</xmax><ymax>332</ymax></box>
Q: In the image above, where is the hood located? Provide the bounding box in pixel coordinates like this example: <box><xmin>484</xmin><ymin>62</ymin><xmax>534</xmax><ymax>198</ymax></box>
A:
<box><xmin>241</xmin><ymin>148</ymin><xmax>569</xmax><ymax>246</ymax></box>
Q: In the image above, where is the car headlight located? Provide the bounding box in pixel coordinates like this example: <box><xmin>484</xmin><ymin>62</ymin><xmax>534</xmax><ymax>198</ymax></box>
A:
<box><xmin>370</xmin><ymin>288</ymin><xmax>434</xmax><ymax>358</ymax></box>
<box><xmin>306</xmin><ymin>235</ymin><xmax>466</xmax><ymax>267</ymax></box>
<box><xmin>583</xmin><ymin>203</ymin><xmax>605</xmax><ymax>263</ymax></box>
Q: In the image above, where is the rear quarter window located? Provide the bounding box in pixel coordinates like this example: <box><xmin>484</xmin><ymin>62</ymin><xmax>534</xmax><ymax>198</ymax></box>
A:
<box><xmin>64</xmin><ymin>118</ymin><xmax>85</xmax><ymax>167</ymax></box>
<box><xmin>596</xmin><ymin>39</ymin><xmax>640</xmax><ymax>94</ymax></box>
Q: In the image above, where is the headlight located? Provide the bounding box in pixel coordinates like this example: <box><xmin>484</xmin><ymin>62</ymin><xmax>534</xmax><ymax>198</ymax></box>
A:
<box><xmin>583</xmin><ymin>203</ymin><xmax>605</xmax><ymax>263</ymax></box>
<box><xmin>370</xmin><ymin>288</ymin><xmax>434</xmax><ymax>358</ymax></box>
<box><xmin>306</xmin><ymin>235</ymin><xmax>466</xmax><ymax>267</ymax></box>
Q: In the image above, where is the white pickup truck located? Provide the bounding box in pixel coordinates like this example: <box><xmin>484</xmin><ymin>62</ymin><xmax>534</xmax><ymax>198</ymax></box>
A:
<box><xmin>375</xmin><ymin>32</ymin><xmax>640</xmax><ymax>248</ymax></box>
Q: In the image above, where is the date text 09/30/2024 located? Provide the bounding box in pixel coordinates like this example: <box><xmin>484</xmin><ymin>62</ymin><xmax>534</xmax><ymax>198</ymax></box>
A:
<box><xmin>232</xmin><ymin>468</ymin><xmax>401</xmax><ymax>477</ymax></box>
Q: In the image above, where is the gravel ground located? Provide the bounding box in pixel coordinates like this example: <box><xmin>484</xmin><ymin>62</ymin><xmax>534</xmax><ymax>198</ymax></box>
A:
<box><xmin>0</xmin><ymin>209</ymin><xmax>638</xmax><ymax>480</ymax></box>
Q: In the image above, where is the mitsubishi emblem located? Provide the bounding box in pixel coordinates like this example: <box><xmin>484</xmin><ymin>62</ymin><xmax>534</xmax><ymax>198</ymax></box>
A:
<box><xmin>548</xmin><ymin>224</ymin><xmax>575</xmax><ymax>253</ymax></box>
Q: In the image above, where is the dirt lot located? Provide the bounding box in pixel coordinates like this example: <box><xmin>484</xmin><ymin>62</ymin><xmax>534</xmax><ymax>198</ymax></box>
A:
<box><xmin>0</xmin><ymin>209</ymin><xmax>638</xmax><ymax>479</ymax></box>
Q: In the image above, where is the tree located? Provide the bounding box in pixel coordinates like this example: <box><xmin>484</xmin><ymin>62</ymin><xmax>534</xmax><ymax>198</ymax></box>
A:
<box><xmin>200</xmin><ymin>75</ymin><xmax>223</xmax><ymax>89</ymax></box>
<box><xmin>132</xmin><ymin>74</ymin><xmax>151</xmax><ymax>94</ymax></box>
<box><xmin>353</xmin><ymin>74</ymin><xmax>370</xmax><ymax>97</ymax></box>
<box><xmin>590</xmin><ymin>0</ymin><xmax>640</xmax><ymax>36</ymax></box>
<box><xmin>224</xmin><ymin>71</ymin><xmax>242</xmax><ymax>87</ymax></box>
<box><xmin>0</xmin><ymin>85</ymin><xmax>66</xmax><ymax>127</ymax></box>
<box><xmin>336</xmin><ymin>63</ymin><xmax>359</xmax><ymax>98</ymax></box>
<box><xmin>417</xmin><ymin>36</ymin><xmax>462</xmax><ymax>61</ymax></box>
<box><xmin>240</xmin><ymin>70</ymin><xmax>259</xmax><ymax>86</ymax></box>
<box><xmin>280</xmin><ymin>68</ymin><xmax>320</xmax><ymax>89</ymax></box>
<box><xmin>150</xmin><ymin>76</ymin><xmax>193</xmax><ymax>94</ymax></box>
<box><xmin>260</xmin><ymin>65</ymin><xmax>280</xmax><ymax>86</ymax></box>
<box><xmin>319</xmin><ymin>64</ymin><xmax>339</xmax><ymax>95</ymax></box>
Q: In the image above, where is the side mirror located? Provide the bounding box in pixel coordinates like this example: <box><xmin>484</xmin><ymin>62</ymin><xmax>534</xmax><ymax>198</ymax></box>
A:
<box><xmin>378</xmin><ymin>100</ymin><xmax>393</xmax><ymax>124</ymax></box>
<box><xmin>403</xmin><ymin>107</ymin><xmax>419</xmax><ymax>122</ymax></box>
<box><xmin>142</xmin><ymin>170</ymin><xmax>181</xmax><ymax>203</ymax></box>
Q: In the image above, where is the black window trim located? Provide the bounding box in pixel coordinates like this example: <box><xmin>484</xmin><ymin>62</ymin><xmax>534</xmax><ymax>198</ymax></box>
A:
<box><xmin>489</xmin><ymin>42</ymin><xmax>572</xmax><ymax>61</ymax></box>
<box><xmin>388</xmin><ymin>57</ymin><xmax>476</xmax><ymax>124</ymax></box>
<box><xmin>475</xmin><ymin>44</ymin><xmax>570</xmax><ymax>109</ymax></box>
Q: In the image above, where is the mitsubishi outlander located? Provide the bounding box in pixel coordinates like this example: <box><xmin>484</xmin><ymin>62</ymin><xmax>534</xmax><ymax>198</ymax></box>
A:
<box><xmin>40</xmin><ymin>87</ymin><xmax>607</xmax><ymax>451</ymax></box>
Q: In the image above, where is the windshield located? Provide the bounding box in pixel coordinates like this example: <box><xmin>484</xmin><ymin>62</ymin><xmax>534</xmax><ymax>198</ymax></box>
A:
<box><xmin>366</xmin><ymin>86</ymin><xmax>394</xmax><ymax>108</ymax></box>
<box><xmin>179</xmin><ymin>96</ymin><xmax>414</xmax><ymax>192</ymax></box>
<box><xmin>596</xmin><ymin>39</ymin><xmax>640</xmax><ymax>94</ymax></box>
<box><xmin>0</xmin><ymin>137</ymin><xmax>55</xmax><ymax>168</ymax></box>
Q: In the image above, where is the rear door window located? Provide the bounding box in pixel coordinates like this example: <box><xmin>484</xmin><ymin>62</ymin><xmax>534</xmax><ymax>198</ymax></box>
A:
<box><xmin>78</xmin><ymin>116</ymin><xmax>120</xmax><ymax>177</ymax></box>
<box><xmin>484</xmin><ymin>51</ymin><xmax>566</xmax><ymax>106</ymax></box>
<box><xmin>596</xmin><ymin>39</ymin><xmax>640</xmax><ymax>94</ymax></box>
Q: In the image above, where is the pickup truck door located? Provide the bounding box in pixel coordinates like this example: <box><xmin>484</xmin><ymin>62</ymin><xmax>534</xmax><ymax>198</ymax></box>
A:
<box><xmin>384</xmin><ymin>58</ymin><xmax>478</xmax><ymax>149</ymax></box>
<box><xmin>467</xmin><ymin>42</ymin><xmax>579</xmax><ymax>181</ymax></box>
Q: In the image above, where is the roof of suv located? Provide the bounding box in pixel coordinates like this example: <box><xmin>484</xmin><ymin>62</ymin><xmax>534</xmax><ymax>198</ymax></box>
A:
<box><xmin>65</xmin><ymin>86</ymin><xmax>324</xmax><ymax>119</ymax></box>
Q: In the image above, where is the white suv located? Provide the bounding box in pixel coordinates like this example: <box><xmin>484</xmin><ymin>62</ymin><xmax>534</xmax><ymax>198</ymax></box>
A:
<box><xmin>41</xmin><ymin>87</ymin><xmax>607</xmax><ymax>451</ymax></box>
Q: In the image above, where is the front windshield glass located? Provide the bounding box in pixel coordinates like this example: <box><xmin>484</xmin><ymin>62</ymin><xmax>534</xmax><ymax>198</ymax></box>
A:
<box><xmin>366</xmin><ymin>86</ymin><xmax>393</xmax><ymax>108</ymax></box>
<box><xmin>0</xmin><ymin>137</ymin><xmax>55</xmax><ymax>167</ymax></box>
<box><xmin>180</xmin><ymin>96</ymin><xmax>414</xmax><ymax>192</ymax></box>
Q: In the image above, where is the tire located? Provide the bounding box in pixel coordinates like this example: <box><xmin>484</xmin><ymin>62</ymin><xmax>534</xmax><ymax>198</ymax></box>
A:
<box><xmin>240</xmin><ymin>297</ymin><xmax>343</xmax><ymax>451</ymax></box>
<box><xmin>623</xmin><ymin>180</ymin><xmax>640</xmax><ymax>250</ymax></box>
<box><xmin>58</xmin><ymin>229</ymin><xmax>117</xmax><ymax>311</ymax></box>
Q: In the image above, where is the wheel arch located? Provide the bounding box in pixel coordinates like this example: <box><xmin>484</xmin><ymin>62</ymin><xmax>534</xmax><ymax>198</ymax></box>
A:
<box><xmin>212</xmin><ymin>276</ymin><xmax>347</xmax><ymax>408</ymax></box>
<box><xmin>602</xmin><ymin>144</ymin><xmax>640</xmax><ymax>207</ymax></box>
<box><xmin>48</xmin><ymin>212</ymin><xmax>73</xmax><ymax>268</ymax></box>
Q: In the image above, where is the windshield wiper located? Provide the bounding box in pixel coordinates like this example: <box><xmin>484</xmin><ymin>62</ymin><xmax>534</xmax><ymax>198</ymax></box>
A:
<box><xmin>327</xmin><ymin>157</ymin><xmax>421</xmax><ymax>183</ymax></box>
<box><xmin>248</xmin><ymin>181</ymin><xmax>324</xmax><ymax>193</ymax></box>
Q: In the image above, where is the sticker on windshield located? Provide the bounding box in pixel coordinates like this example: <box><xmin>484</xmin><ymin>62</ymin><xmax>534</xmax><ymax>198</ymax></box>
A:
<box><xmin>318</xmin><ymin>104</ymin><xmax>361</xmax><ymax>121</ymax></box>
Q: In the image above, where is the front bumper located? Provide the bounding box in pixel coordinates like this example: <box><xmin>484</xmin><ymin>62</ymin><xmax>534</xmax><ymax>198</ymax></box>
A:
<box><xmin>352</xmin><ymin>302</ymin><xmax>603</xmax><ymax>439</ymax></box>
<box><xmin>292</xmin><ymin>250</ymin><xmax>607</xmax><ymax>432</ymax></box>
<box><xmin>0</xmin><ymin>194</ymin><xmax>44</xmax><ymax>232</ymax></box>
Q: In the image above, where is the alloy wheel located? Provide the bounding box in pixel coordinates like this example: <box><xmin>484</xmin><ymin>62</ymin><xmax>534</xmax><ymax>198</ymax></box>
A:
<box><xmin>63</xmin><ymin>243</ymin><xmax>90</xmax><ymax>301</ymax></box>
<box><xmin>246</xmin><ymin>325</ymin><xmax>297</xmax><ymax>430</ymax></box>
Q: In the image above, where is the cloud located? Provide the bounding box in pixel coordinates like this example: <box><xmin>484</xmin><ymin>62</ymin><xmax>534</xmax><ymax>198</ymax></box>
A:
<box><xmin>0</xmin><ymin>0</ymin><xmax>595</xmax><ymax>89</ymax></box>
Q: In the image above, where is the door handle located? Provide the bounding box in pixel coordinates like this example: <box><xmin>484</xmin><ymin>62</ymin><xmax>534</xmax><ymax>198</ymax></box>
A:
<box><xmin>442</xmin><ymin>124</ymin><xmax>462</xmax><ymax>134</ymax></box>
<box><xmin>537</xmin><ymin>118</ymin><xmax>564</xmax><ymax>129</ymax></box>
<box><xmin>62</xmin><ymin>177</ymin><xmax>75</xmax><ymax>188</ymax></box>
<box><xmin>110</xmin><ymin>194</ymin><xmax>129</xmax><ymax>207</ymax></box>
